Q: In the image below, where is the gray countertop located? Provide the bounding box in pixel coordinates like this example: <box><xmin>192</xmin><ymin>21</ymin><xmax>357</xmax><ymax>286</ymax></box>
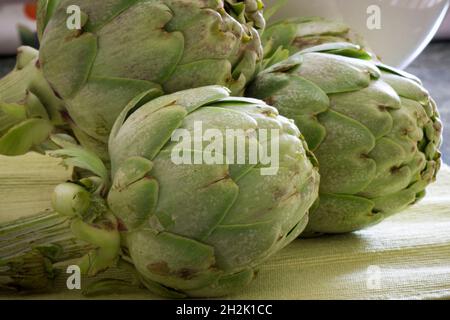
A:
<box><xmin>1</xmin><ymin>43</ymin><xmax>449</xmax><ymax>162</ymax></box>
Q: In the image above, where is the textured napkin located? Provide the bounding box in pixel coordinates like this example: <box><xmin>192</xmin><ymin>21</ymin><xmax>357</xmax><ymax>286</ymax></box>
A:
<box><xmin>1</xmin><ymin>154</ymin><xmax>449</xmax><ymax>300</ymax></box>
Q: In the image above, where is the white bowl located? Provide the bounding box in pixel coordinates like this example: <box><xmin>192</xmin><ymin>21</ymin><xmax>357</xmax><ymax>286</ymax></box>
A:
<box><xmin>265</xmin><ymin>0</ymin><xmax>449</xmax><ymax>69</ymax></box>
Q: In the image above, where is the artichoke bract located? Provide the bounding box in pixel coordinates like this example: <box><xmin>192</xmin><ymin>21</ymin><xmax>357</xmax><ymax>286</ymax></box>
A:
<box><xmin>262</xmin><ymin>17</ymin><xmax>371</xmax><ymax>60</ymax></box>
<box><xmin>0</xmin><ymin>46</ymin><xmax>66</xmax><ymax>156</ymax></box>
<box><xmin>101</xmin><ymin>86</ymin><xmax>319</xmax><ymax>297</ymax></box>
<box><xmin>37</xmin><ymin>0</ymin><xmax>266</xmax><ymax>150</ymax></box>
<box><xmin>246</xmin><ymin>44</ymin><xmax>442</xmax><ymax>234</ymax></box>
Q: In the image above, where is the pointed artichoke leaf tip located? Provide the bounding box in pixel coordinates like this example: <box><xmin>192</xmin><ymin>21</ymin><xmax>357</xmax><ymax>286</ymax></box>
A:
<box><xmin>376</xmin><ymin>62</ymin><xmax>422</xmax><ymax>84</ymax></box>
<box><xmin>150</xmin><ymin>86</ymin><xmax>230</xmax><ymax>115</ymax></box>
<box><xmin>109</xmin><ymin>88</ymin><xmax>164</xmax><ymax>144</ymax></box>
<box><xmin>228</xmin><ymin>1</ymin><xmax>245</xmax><ymax>18</ymax></box>
<box><xmin>263</xmin><ymin>51</ymin><xmax>303</xmax><ymax>75</ymax></box>
<box><xmin>15</xmin><ymin>46</ymin><xmax>39</xmax><ymax>69</ymax></box>
<box><xmin>182</xmin><ymin>86</ymin><xmax>231</xmax><ymax>113</ymax></box>
<box><xmin>262</xmin><ymin>46</ymin><xmax>291</xmax><ymax>69</ymax></box>
<box><xmin>299</xmin><ymin>42</ymin><xmax>374</xmax><ymax>61</ymax></box>
<box><xmin>299</xmin><ymin>42</ymin><xmax>360</xmax><ymax>54</ymax></box>
<box><xmin>49</xmin><ymin>133</ymin><xmax>78</xmax><ymax>148</ymax></box>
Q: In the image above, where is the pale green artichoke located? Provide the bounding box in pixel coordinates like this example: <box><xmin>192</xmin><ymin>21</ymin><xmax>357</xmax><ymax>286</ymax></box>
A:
<box><xmin>247</xmin><ymin>44</ymin><xmax>442</xmax><ymax>234</ymax></box>
<box><xmin>0</xmin><ymin>46</ymin><xmax>67</xmax><ymax>156</ymax></box>
<box><xmin>105</xmin><ymin>86</ymin><xmax>319</xmax><ymax>297</ymax></box>
<box><xmin>2</xmin><ymin>86</ymin><xmax>320</xmax><ymax>297</ymax></box>
<box><xmin>37</xmin><ymin>0</ymin><xmax>266</xmax><ymax>153</ymax></box>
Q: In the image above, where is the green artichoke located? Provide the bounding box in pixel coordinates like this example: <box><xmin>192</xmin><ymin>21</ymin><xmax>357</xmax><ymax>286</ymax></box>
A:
<box><xmin>3</xmin><ymin>86</ymin><xmax>319</xmax><ymax>297</ymax></box>
<box><xmin>246</xmin><ymin>44</ymin><xmax>442</xmax><ymax>234</ymax></box>
<box><xmin>106</xmin><ymin>85</ymin><xmax>319</xmax><ymax>297</ymax></box>
<box><xmin>0</xmin><ymin>46</ymin><xmax>67</xmax><ymax>156</ymax></box>
<box><xmin>37</xmin><ymin>0</ymin><xmax>266</xmax><ymax>154</ymax></box>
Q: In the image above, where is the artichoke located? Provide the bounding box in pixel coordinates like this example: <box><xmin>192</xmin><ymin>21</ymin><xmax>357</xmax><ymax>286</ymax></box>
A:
<box><xmin>246</xmin><ymin>44</ymin><xmax>442</xmax><ymax>234</ymax></box>
<box><xmin>0</xmin><ymin>46</ymin><xmax>67</xmax><ymax>156</ymax></box>
<box><xmin>105</xmin><ymin>86</ymin><xmax>319</xmax><ymax>297</ymax></box>
<box><xmin>37</xmin><ymin>0</ymin><xmax>266</xmax><ymax>153</ymax></box>
<box><xmin>2</xmin><ymin>86</ymin><xmax>320</xmax><ymax>297</ymax></box>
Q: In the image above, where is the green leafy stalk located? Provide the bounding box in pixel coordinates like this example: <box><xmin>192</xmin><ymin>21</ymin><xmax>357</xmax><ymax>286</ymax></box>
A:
<box><xmin>0</xmin><ymin>46</ymin><xmax>68</xmax><ymax>156</ymax></box>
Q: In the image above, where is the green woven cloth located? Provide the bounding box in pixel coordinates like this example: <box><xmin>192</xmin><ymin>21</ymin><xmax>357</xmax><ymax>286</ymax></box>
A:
<box><xmin>1</xmin><ymin>154</ymin><xmax>449</xmax><ymax>300</ymax></box>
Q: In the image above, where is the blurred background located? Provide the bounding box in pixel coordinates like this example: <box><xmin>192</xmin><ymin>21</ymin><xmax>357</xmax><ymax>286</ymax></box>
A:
<box><xmin>438</xmin><ymin>7</ymin><xmax>450</xmax><ymax>39</ymax></box>
<box><xmin>0</xmin><ymin>1</ymin><xmax>449</xmax><ymax>163</ymax></box>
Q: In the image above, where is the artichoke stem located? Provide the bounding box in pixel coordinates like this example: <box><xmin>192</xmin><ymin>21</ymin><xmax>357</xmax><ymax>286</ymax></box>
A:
<box><xmin>0</xmin><ymin>211</ymin><xmax>92</xmax><ymax>291</ymax></box>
